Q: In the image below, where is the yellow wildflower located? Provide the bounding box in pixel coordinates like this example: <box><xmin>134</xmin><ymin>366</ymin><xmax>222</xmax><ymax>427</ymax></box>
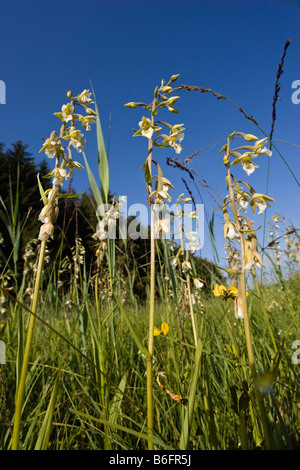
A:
<box><xmin>213</xmin><ymin>284</ymin><xmax>227</xmax><ymax>298</ymax></box>
<box><xmin>154</xmin><ymin>327</ymin><xmax>162</xmax><ymax>336</ymax></box>
<box><xmin>227</xmin><ymin>285</ymin><xmax>238</xmax><ymax>297</ymax></box>
<box><xmin>161</xmin><ymin>322</ymin><xmax>170</xmax><ymax>336</ymax></box>
<box><xmin>213</xmin><ymin>284</ymin><xmax>248</xmax><ymax>300</ymax></box>
<box><xmin>154</xmin><ymin>322</ymin><xmax>170</xmax><ymax>336</ymax></box>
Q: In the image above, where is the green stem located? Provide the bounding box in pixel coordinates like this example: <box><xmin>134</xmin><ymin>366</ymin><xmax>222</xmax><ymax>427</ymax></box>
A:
<box><xmin>186</xmin><ymin>253</ymin><xmax>197</xmax><ymax>347</ymax></box>
<box><xmin>11</xmin><ymin>239</ymin><xmax>47</xmax><ymax>450</ymax></box>
<box><xmin>226</xmin><ymin>140</ymin><xmax>273</xmax><ymax>450</ymax></box>
<box><xmin>147</xmin><ymin>180</ymin><xmax>155</xmax><ymax>451</ymax></box>
<box><xmin>145</xmin><ymin>202</ymin><xmax>156</xmax><ymax>450</ymax></box>
<box><xmin>95</xmin><ymin>273</ymin><xmax>105</xmax><ymax>407</ymax></box>
<box><xmin>146</xmin><ymin>103</ymin><xmax>156</xmax><ymax>451</ymax></box>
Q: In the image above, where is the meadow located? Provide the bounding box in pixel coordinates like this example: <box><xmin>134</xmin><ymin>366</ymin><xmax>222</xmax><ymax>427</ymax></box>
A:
<box><xmin>0</xmin><ymin>61</ymin><xmax>299</xmax><ymax>451</ymax></box>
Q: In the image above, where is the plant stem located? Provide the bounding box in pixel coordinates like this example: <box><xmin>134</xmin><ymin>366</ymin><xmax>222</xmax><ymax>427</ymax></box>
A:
<box><xmin>11</xmin><ymin>239</ymin><xmax>47</xmax><ymax>450</ymax></box>
<box><xmin>226</xmin><ymin>139</ymin><xmax>273</xmax><ymax>450</ymax></box>
<box><xmin>147</xmin><ymin>206</ymin><xmax>155</xmax><ymax>450</ymax></box>
<box><xmin>186</xmin><ymin>253</ymin><xmax>197</xmax><ymax>347</ymax></box>
<box><xmin>146</xmin><ymin>107</ymin><xmax>156</xmax><ymax>450</ymax></box>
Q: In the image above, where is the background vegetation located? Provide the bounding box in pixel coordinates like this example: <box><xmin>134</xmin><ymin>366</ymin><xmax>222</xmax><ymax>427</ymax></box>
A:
<box><xmin>0</xmin><ymin>135</ymin><xmax>299</xmax><ymax>450</ymax></box>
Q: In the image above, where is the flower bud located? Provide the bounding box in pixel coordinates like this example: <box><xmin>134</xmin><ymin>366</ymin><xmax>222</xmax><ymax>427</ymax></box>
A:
<box><xmin>193</xmin><ymin>278</ymin><xmax>204</xmax><ymax>289</ymax></box>
<box><xmin>165</xmin><ymin>96</ymin><xmax>180</xmax><ymax>106</ymax></box>
<box><xmin>38</xmin><ymin>222</ymin><xmax>54</xmax><ymax>241</ymax></box>
<box><xmin>169</xmin><ymin>74</ymin><xmax>180</xmax><ymax>83</ymax></box>
<box><xmin>38</xmin><ymin>203</ymin><xmax>55</xmax><ymax>224</ymax></box>
<box><xmin>241</xmin><ymin>133</ymin><xmax>258</xmax><ymax>141</ymax></box>
<box><xmin>124</xmin><ymin>102</ymin><xmax>139</xmax><ymax>109</ymax></box>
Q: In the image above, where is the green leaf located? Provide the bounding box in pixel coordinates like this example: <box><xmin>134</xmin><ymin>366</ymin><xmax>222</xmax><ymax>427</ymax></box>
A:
<box><xmin>179</xmin><ymin>339</ymin><xmax>203</xmax><ymax>449</ymax></box>
<box><xmin>214</xmin><ymin>264</ymin><xmax>240</xmax><ymax>276</ymax></box>
<box><xmin>34</xmin><ymin>375</ymin><xmax>59</xmax><ymax>450</ymax></box>
<box><xmin>153</xmin><ymin>160</ymin><xmax>164</xmax><ymax>191</ymax></box>
<box><xmin>229</xmin><ymin>385</ymin><xmax>239</xmax><ymax>415</ymax></box>
<box><xmin>37</xmin><ymin>173</ymin><xmax>48</xmax><ymax>206</ymax></box>
<box><xmin>57</xmin><ymin>191</ymin><xmax>85</xmax><ymax>199</ymax></box>
<box><xmin>0</xmin><ymin>206</ymin><xmax>9</xmax><ymax>227</ymax></box>
<box><xmin>141</xmin><ymin>157</ymin><xmax>152</xmax><ymax>185</ymax></box>
<box><xmin>70</xmin><ymin>409</ymin><xmax>173</xmax><ymax>449</ymax></box>
<box><xmin>91</xmin><ymin>84</ymin><xmax>110</xmax><ymax>202</ymax></box>
<box><xmin>82</xmin><ymin>151</ymin><xmax>104</xmax><ymax>209</ymax></box>
<box><xmin>115</xmin><ymin>296</ymin><xmax>150</xmax><ymax>360</ymax></box>
<box><xmin>109</xmin><ymin>372</ymin><xmax>127</xmax><ymax>425</ymax></box>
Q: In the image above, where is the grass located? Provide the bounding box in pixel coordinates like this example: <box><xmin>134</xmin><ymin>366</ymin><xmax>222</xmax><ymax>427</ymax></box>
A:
<box><xmin>0</xmin><ymin>258</ymin><xmax>299</xmax><ymax>450</ymax></box>
<box><xmin>0</xmin><ymin>59</ymin><xmax>299</xmax><ymax>450</ymax></box>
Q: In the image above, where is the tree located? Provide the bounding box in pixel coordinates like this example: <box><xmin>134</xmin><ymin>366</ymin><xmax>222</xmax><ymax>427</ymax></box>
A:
<box><xmin>0</xmin><ymin>140</ymin><xmax>51</xmax><ymax>278</ymax></box>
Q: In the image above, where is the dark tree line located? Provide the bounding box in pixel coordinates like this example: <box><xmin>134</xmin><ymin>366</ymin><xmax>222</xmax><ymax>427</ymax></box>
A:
<box><xmin>0</xmin><ymin>140</ymin><xmax>222</xmax><ymax>295</ymax></box>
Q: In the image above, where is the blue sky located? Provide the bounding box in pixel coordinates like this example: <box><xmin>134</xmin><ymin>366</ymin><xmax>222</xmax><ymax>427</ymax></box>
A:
<box><xmin>0</xmin><ymin>0</ymin><xmax>299</xmax><ymax>263</ymax></box>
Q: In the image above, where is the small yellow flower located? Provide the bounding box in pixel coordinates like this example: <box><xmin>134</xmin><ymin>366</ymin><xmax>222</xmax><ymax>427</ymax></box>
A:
<box><xmin>161</xmin><ymin>322</ymin><xmax>170</xmax><ymax>336</ymax></box>
<box><xmin>154</xmin><ymin>323</ymin><xmax>170</xmax><ymax>336</ymax></box>
<box><xmin>227</xmin><ymin>285</ymin><xmax>238</xmax><ymax>297</ymax></box>
<box><xmin>213</xmin><ymin>284</ymin><xmax>227</xmax><ymax>298</ymax></box>
<box><xmin>213</xmin><ymin>284</ymin><xmax>247</xmax><ymax>300</ymax></box>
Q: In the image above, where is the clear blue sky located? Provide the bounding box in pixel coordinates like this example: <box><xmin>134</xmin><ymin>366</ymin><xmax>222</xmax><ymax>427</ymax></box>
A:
<box><xmin>0</xmin><ymin>0</ymin><xmax>299</xmax><ymax>263</ymax></box>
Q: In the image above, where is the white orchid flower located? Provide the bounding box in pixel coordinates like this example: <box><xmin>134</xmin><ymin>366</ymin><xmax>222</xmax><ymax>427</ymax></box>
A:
<box><xmin>38</xmin><ymin>203</ymin><xmax>54</xmax><ymax>224</ymax></box>
<box><xmin>224</xmin><ymin>221</ymin><xmax>236</xmax><ymax>240</ymax></box>
<box><xmin>38</xmin><ymin>222</ymin><xmax>54</xmax><ymax>241</ymax></box>
<box><xmin>169</xmin><ymin>141</ymin><xmax>183</xmax><ymax>154</ymax></box>
<box><xmin>39</xmin><ymin>138</ymin><xmax>57</xmax><ymax>159</ymax></box>
<box><xmin>193</xmin><ymin>278</ymin><xmax>204</xmax><ymax>289</ymax></box>
<box><xmin>141</xmin><ymin>127</ymin><xmax>154</xmax><ymax>139</ymax></box>
<box><xmin>182</xmin><ymin>260</ymin><xmax>192</xmax><ymax>273</ymax></box>
<box><xmin>77</xmin><ymin>89</ymin><xmax>93</xmax><ymax>103</ymax></box>
<box><xmin>61</xmin><ymin>103</ymin><xmax>74</xmax><ymax>122</ymax></box>
<box><xmin>53</xmin><ymin>167</ymin><xmax>68</xmax><ymax>186</ymax></box>
<box><xmin>242</xmin><ymin>160</ymin><xmax>257</xmax><ymax>176</ymax></box>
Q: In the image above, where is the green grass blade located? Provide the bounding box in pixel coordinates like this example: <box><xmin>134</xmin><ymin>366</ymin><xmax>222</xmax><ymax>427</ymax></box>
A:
<box><xmin>109</xmin><ymin>372</ymin><xmax>127</xmax><ymax>425</ymax></box>
<box><xmin>71</xmin><ymin>409</ymin><xmax>173</xmax><ymax>449</ymax></box>
<box><xmin>115</xmin><ymin>297</ymin><xmax>150</xmax><ymax>360</ymax></box>
<box><xmin>82</xmin><ymin>151</ymin><xmax>104</xmax><ymax>209</ymax></box>
<box><xmin>37</xmin><ymin>173</ymin><xmax>48</xmax><ymax>206</ymax></box>
<box><xmin>91</xmin><ymin>84</ymin><xmax>110</xmax><ymax>202</ymax></box>
<box><xmin>179</xmin><ymin>339</ymin><xmax>203</xmax><ymax>450</ymax></box>
<box><xmin>161</xmin><ymin>238</ymin><xmax>177</xmax><ymax>302</ymax></box>
<box><xmin>34</xmin><ymin>375</ymin><xmax>59</xmax><ymax>450</ymax></box>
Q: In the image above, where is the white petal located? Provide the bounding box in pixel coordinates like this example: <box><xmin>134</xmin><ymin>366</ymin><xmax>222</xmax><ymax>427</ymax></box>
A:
<box><xmin>242</xmin><ymin>162</ymin><xmax>255</xmax><ymax>176</ymax></box>
<box><xmin>141</xmin><ymin>127</ymin><xmax>154</xmax><ymax>139</ymax></box>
